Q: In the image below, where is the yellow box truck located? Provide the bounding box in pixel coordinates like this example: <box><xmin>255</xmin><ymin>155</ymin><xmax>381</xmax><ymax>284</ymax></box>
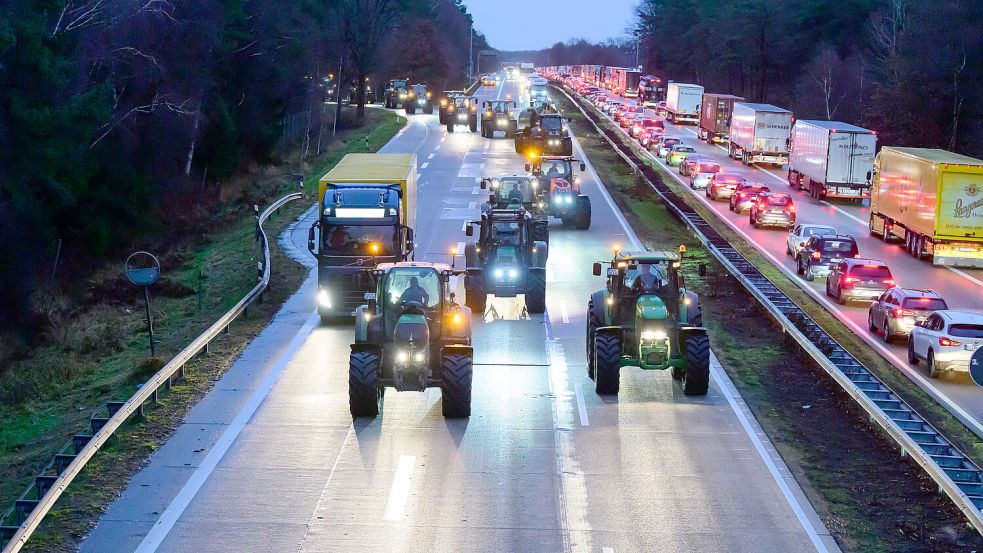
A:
<box><xmin>309</xmin><ymin>153</ymin><xmax>418</xmax><ymax>322</ymax></box>
<box><xmin>869</xmin><ymin>147</ymin><xmax>983</xmax><ymax>267</ymax></box>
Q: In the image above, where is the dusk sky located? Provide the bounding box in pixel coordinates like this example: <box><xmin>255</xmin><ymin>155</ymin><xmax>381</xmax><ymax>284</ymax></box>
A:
<box><xmin>460</xmin><ymin>0</ymin><xmax>637</xmax><ymax>51</ymax></box>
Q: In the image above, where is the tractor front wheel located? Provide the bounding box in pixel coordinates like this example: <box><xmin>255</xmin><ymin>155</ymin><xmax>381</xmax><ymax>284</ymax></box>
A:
<box><xmin>682</xmin><ymin>335</ymin><xmax>710</xmax><ymax>396</ymax></box>
<box><xmin>525</xmin><ymin>270</ymin><xmax>547</xmax><ymax>314</ymax></box>
<box><xmin>446</xmin><ymin>122</ymin><xmax>454</xmax><ymax>133</ymax></box>
<box><xmin>349</xmin><ymin>350</ymin><xmax>381</xmax><ymax>417</ymax></box>
<box><xmin>465</xmin><ymin>274</ymin><xmax>487</xmax><ymax>314</ymax></box>
<box><xmin>594</xmin><ymin>333</ymin><xmax>621</xmax><ymax>395</ymax></box>
<box><xmin>574</xmin><ymin>196</ymin><xmax>592</xmax><ymax>229</ymax></box>
<box><xmin>586</xmin><ymin>301</ymin><xmax>603</xmax><ymax>379</ymax></box>
<box><xmin>440</xmin><ymin>353</ymin><xmax>473</xmax><ymax>418</ymax></box>
<box><xmin>470</xmin><ymin>118</ymin><xmax>478</xmax><ymax>133</ymax></box>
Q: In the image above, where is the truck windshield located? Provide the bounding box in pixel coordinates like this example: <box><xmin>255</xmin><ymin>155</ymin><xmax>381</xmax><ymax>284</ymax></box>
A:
<box><xmin>321</xmin><ymin>225</ymin><xmax>395</xmax><ymax>256</ymax></box>
<box><xmin>391</xmin><ymin>80</ymin><xmax>407</xmax><ymax>89</ymax></box>
<box><xmin>542</xmin><ymin>118</ymin><xmax>562</xmax><ymax>131</ymax></box>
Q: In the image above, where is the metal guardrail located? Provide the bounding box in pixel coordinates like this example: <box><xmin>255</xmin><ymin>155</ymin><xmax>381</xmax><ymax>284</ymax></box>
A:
<box><xmin>0</xmin><ymin>192</ymin><xmax>304</xmax><ymax>552</ymax></box>
<box><xmin>553</xmin><ymin>84</ymin><xmax>983</xmax><ymax>535</ymax></box>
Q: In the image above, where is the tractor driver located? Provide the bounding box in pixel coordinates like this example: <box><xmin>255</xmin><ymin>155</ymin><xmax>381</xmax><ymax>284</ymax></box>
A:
<box><xmin>508</xmin><ymin>182</ymin><xmax>524</xmax><ymax>203</ymax></box>
<box><xmin>400</xmin><ymin>276</ymin><xmax>430</xmax><ymax>306</ymax></box>
<box><xmin>544</xmin><ymin>161</ymin><xmax>562</xmax><ymax>180</ymax></box>
<box><xmin>630</xmin><ymin>263</ymin><xmax>668</xmax><ymax>294</ymax></box>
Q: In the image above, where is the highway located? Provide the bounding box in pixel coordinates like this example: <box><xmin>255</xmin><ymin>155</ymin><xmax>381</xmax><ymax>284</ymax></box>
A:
<box><xmin>80</xmin><ymin>77</ymin><xmax>837</xmax><ymax>552</ymax></box>
<box><xmin>576</xmin><ymin>84</ymin><xmax>983</xmax><ymax>437</ymax></box>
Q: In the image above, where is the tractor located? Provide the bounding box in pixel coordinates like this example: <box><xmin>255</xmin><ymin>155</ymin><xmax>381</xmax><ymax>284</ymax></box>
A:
<box><xmin>464</xmin><ymin>206</ymin><xmax>548</xmax><ymax>314</ymax></box>
<box><xmin>349</xmin><ymin>262</ymin><xmax>474</xmax><ymax>418</ymax></box>
<box><xmin>515</xmin><ymin>112</ymin><xmax>573</xmax><ymax>157</ymax></box>
<box><xmin>437</xmin><ymin>90</ymin><xmax>465</xmax><ymax>124</ymax></box>
<box><xmin>441</xmin><ymin>94</ymin><xmax>478</xmax><ymax>133</ymax></box>
<box><xmin>403</xmin><ymin>83</ymin><xmax>434</xmax><ymax>115</ymax></box>
<box><xmin>480</xmin><ymin>100</ymin><xmax>518</xmax><ymax>138</ymax></box>
<box><xmin>383</xmin><ymin>78</ymin><xmax>410</xmax><ymax>109</ymax></box>
<box><xmin>526</xmin><ymin>155</ymin><xmax>592</xmax><ymax>229</ymax></box>
<box><xmin>586</xmin><ymin>246</ymin><xmax>710</xmax><ymax>396</ymax></box>
<box><xmin>478</xmin><ymin>175</ymin><xmax>550</xmax><ymax>243</ymax></box>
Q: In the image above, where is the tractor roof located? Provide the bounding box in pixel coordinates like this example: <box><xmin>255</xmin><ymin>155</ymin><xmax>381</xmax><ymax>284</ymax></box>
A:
<box><xmin>376</xmin><ymin>261</ymin><xmax>453</xmax><ymax>272</ymax></box>
<box><xmin>617</xmin><ymin>251</ymin><xmax>679</xmax><ymax>263</ymax></box>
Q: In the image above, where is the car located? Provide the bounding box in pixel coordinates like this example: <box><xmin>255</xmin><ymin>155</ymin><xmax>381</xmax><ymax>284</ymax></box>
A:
<box><xmin>749</xmin><ymin>192</ymin><xmax>796</xmax><ymax>229</ymax></box>
<box><xmin>706</xmin><ymin>173</ymin><xmax>745</xmax><ymax>200</ymax></box>
<box><xmin>729</xmin><ymin>182</ymin><xmax>770</xmax><ymax>213</ymax></box>
<box><xmin>786</xmin><ymin>224</ymin><xmax>837</xmax><ymax>258</ymax></box>
<box><xmin>613</xmin><ymin>103</ymin><xmax>632</xmax><ymax>120</ymax></box>
<box><xmin>617</xmin><ymin>106</ymin><xmax>645</xmax><ymax>127</ymax></box>
<box><xmin>826</xmin><ymin>258</ymin><xmax>896</xmax><ymax>305</ymax></box>
<box><xmin>679</xmin><ymin>154</ymin><xmax>707</xmax><ymax>176</ymax></box>
<box><xmin>908</xmin><ymin>310</ymin><xmax>983</xmax><ymax>377</ymax></box>
<box><xmin>689</xmin><ymin>161</ymin><xmax>721</xmax><ymax>189</ymax></box>
<box><xmin>605</xmin><ymin>102</ymin><xmax>623</xmax><ymax>115</ymax></box>
<box><xmin>655</xmin><ymin>101</ymin><xmax>667</xmax><ymax>117</ymax></box>
<box><xmin>631</xmin><ymin>118</ymin><xmax>664</xmax><ymax>138</ymax></box>
<box><xmin>639</xmin><ymin>128</ymin><xmax>664</xmax><ymax>149</ymax></box>
<box><xmin>656</xmin><ymin>137</ymin><xmax>683</xmax><ymax>158</ymax></box>
<box><xmin>481</xmin><ymin>75</ymin><xmax>496</xmax><ymax>86</ymax></box>
<box><xmin>667</xmin><ymin>144</ymin><xmax>697</xmax><ymax>166</ymax></box>
<box><xmin>869</xmin><ymin>288</ymin><xmax>949</xmax><ymax>343</ymax></box>
<box><xmin>796</xmin><ymin>234</ymin><xmax>860</xmax><ymax>281</ymax></box>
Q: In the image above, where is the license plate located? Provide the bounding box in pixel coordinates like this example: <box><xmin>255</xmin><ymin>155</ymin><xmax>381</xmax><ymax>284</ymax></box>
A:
<box><xmin>967</xmin><ymin>343</ymin><xmax>980</xmax><ymax>351</ymax></box>
<box><xmin>831</xmin><ymin>258</ymin><xmax>843</xmax><ymax>263</ymax></box>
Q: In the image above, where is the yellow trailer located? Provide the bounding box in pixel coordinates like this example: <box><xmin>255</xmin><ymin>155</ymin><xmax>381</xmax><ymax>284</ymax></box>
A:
<box><xmin>869</xmin><ymin>147</ymin><xmax>983</xmax><ymax>267</ymax></box>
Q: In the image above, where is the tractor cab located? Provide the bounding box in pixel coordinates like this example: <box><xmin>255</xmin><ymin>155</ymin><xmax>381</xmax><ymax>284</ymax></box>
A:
<box><xmin>524</xmin><ymin>156</ymin><xmax>592</xmax><ymax>229</ymax></box>
<box><xmin>480</xmin><ymin>175</ymin><xmax>538</xmax><ymax>207</ymax></box>
<box><xmin>480</xmin><ymin>100</ymin><xmax>519</xmax><ymax>138</ymax></box>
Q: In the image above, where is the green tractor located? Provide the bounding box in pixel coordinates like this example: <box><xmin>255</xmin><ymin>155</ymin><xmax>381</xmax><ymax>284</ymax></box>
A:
<box><xmin>478</xmin><ymin>174</ymin><xmax>550</xmax><ymax>243</ymax></box>
<box><xmin>586</xmin><ymin>247</ymin><xmax>710</xmax><ymax>396</ymax></box>
<box><xmin>480</xmin><ymin>100</ymin><xmax>518</xmax><ymax>138</ymax></box>
<box><xmin>443</xmin><ymin>94</ymin><xmax>478</xmax><ymax>133</ymax></box>
<box><xmin>349</xmin><ymin>262</ymin><xmax>474</xmax><ymax>418</ymax></box>
<box><xmin>464</xmin><ymin>206</ymin><xmax>548</xmax><ymax>314</ymax></box>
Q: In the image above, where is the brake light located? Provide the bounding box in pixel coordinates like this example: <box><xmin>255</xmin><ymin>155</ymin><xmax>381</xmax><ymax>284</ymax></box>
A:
<box><xmin>812</xmin><ymin>251</ymin><xmax>821</xmax><ymax>260</ymax></box>
<box><xmin>862</xmin><ymin>264</ymin><xmax>880</xmax><ymax>268</ymax></box>
<box><xmin>939</xmin><ymin>337</ymin><xmax>962</xmax><ymax>347</ymax></box>
<box><xmin>739</xmin><ymin>193</ymin><xmax>747</xmax><ymax>198</ymax></box>
<box><xmin>842</xmin><ymin>276</ymin><xmax>859</xmax><ymax>285</ymax></box>
<box><xmin>787</xmin><ymin>204</ymin><xmax>796</xmax><ymax>213</ymax></box>
<box><xmin>758</xmin><ymin>202</ymin><xmax>767</xmax><ymax>210</ymax></box>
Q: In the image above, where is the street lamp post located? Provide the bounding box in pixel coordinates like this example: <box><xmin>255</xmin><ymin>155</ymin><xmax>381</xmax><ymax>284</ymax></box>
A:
<box><xmin>468</xmin><ymin>22</ymin><xmax>474</xmax><ymax>81</ymax></box>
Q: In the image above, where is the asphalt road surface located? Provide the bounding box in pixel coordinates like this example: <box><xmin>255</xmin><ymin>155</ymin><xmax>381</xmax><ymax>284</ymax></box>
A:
<box><xmin>80</xmin><ymin>77</ymin><xmax>838</xmax><ymax>553</ymax></box>
<box><xmin>580</xmin><ymin>85</ymin><xmax>983</xmax><ymax>437</ymax></box>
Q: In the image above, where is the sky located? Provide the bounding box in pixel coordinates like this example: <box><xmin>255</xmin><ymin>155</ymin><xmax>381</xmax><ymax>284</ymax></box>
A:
<box><xmin>460</xmin><ymin>0</ymin><xmax>637</xmax><ymax>51</ymax></box>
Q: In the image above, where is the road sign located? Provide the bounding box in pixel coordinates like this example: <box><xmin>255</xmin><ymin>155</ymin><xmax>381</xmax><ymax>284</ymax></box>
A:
<box><xmin>971</xmin><ymin>347</ymin><xmax>983</xmax><ymax>387</ymax></box>
<box><xmin>125</xmin><ymin>251</ymin><xmax>161</xmax><ymax>356</ymax></box>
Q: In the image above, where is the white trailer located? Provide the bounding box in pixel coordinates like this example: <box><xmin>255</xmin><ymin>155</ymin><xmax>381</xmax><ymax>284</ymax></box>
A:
<box><xmin>788</xmin><ymin>120</ymin><xmax>877</xmax><ymax>201</ymax></box>
<box><xmin>728</xmin><ymin>102</ymin><xmax>792</xmax><ymax>166</ymax></box>
<box><xmin>664</xmin><ymin>83</ymin><xmax>703</xmax><ymax>125</ymax></box>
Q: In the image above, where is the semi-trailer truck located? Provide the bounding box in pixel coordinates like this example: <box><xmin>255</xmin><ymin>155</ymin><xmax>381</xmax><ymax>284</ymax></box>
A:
<box><xmin>728</xmin><ymin>102</ymin><xmax>792</xmax><ymax>166</ymax></box>
<box><xmin>638</xmin><ymin>75</ymin><xmax>667</xmax><ymax>106</ymax></box>
<box><xmin>611</xmin><ymin>68</ymin><xmax>642</xmax><ymax>98</ymax></box>
<box><xmin>664</xmin><ymin>83</ymin><xmax>704</xmax><ymax>124</ymax></box>
<box><xmin>788</xmin><ymin>120</ymin><xmax>876</xmax><ymax>201</ymax></box>
<box><xmin>868</xmin><ymin>147</ymin><xmax>983</xmax><ymax>267</ymax></box>
<box><xmin>308</xmin><ymin>153</ymin><xmax>418</xmax><ymax>323</ymax></box>
<box><xmin>698</xmin><ymin>93</ymin><xmax>744</xmax><ymax>143</ymax></box>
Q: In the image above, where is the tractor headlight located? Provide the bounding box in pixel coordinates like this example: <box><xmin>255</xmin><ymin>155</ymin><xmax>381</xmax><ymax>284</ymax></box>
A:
<box><xmin>641</xmin><ymin>330</ymin><xmax>667</xmax><ymax>341</ymax></box>
<box><xmin>396</xmin><ymin>350</ymin><xmax>409</xmax><ymax>363</ymax></box>
<box><xmin>414</xmin><ymin>351</ymin><xmax>425</xmax><ymax>363</ymax></box>
<box><xmin>494</xmin><ymin>268</ymin><xmax>504</xmax><ymax>279</ymax></box>
<box><xmin>318</xmin><ymin>289</ymin><xmax>332</xmax><ymax>308</ymax></box>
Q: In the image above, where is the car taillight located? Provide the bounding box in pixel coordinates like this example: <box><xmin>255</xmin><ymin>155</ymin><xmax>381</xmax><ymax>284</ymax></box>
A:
<box><xmin>939</xmin><ymin>337</ymin><xmax>962</xmax><ymax>347</ymax></box>
<box><xmin>892</xmin><ymin>308</ymin><xmax>915</xmax><ymax>317</ymax></box>
<box><xmin>787</xmin><ymin>204</ymin><xmax>796</xmax><ymax>213</ymax></box>
<box><xmin>757</xmin><ymin>202</ymin><xmax>766</xmax><ymax>210</ymax></box>
<box><xmin>842</xmin><ymin>276</ymin><xmax>859</xmax><ymax>285</ymax></box>
<box><xmin>883</xmin><ymin>279</ymin><xmax>896</xmax><ymax>287</ymax></box>
<box><xmin>739</xmin><ymin>193</ymin><xmax>747</xmax><ymax>198</ymax></box>
<box><xmin>811</xmin><ymin>252</ymin><xmax>821</xmax><ymax>260</ymax></box>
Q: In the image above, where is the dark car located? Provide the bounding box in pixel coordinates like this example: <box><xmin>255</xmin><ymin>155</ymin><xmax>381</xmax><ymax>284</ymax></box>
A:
<box><xmin>729</xmin><ymin>182</ymin><xmax>770</xmax><ymax>213</ymax></box>
<box><xmin>826</xmin><ymin>258</ymin><xmax>896</xmax><ymax>305</ymax></box>
<box><xmin>706</xmin><ymin>173</ymin><xmax>745</xmax><ymax>200</ymax></box>
<box><xmin>749</xmin><ymin>192</ymin><xmax>796</xmax><ymax>229</ymax></box>
<box><xmin>796</xmin><ymin>234</ymin><xmax>859</xmax><ymax>281</ymax></box>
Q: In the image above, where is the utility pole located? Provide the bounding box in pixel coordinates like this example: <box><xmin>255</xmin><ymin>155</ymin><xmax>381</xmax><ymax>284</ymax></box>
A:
<box><xmin>635</xmin><ymin>38</ymin><xmax>640</xmax><ymax>68</ymax></box>
<box><xmin>468</xmin><ymin>22</ymin><xmax>474</xmax><ymax>80</ymax></box>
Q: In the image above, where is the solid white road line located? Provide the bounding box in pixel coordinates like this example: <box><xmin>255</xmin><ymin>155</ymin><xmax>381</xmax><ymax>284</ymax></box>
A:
<box><xmin>296</xmin><ymin>424</ymin><xmax>355</xmax><ymax>550</ymax></box>
<box><xmin>134</xmin><ymin>312</ymin><xmax>320</xmax><ymax>553</ymax></box>
<box><xmin>569</xmin><ymin>133</ymin><xmax>642</xmax><ymax>250</ymax></box>
<box><xmin>948</xmin><ymin>266</ymin><xmax>983</xmax><ymax>287</ymax></box>
<box><xmin>709</xmin><ymin>353</ymin><xmax>831</xmax><ymax>553</ymax></box>
<box><xmin>383</xmin><ymin>455</ymin><xmax>416</xmax><ymax>521</ymax></box>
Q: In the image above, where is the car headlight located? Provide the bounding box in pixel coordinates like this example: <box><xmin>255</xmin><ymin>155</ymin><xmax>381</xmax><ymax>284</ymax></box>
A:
<box><xmin>640</xmin><ymin>330</ymin><xmax>667</xmax><ymax>341</ymax></box>
<box><xmin>494</xmin><ymin>268</ymin><xmax>504</xmax><ymax>279</ymax></box>
<box><xmin>318</xmin><ymin>289</ymin><xmax>332</xmax><ymax>308</ymax></box>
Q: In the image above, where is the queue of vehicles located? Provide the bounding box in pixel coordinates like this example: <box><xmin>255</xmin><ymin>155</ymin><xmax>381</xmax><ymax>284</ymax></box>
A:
<box><xmin>545</xmin><ymin>66</ymin><xmax>983</xmax><ymax>381</ymax></box>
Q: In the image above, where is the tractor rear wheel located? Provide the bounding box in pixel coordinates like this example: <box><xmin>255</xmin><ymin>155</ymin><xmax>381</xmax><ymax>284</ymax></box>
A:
<box><xmin>525</xmin><ymin>270</ymin><xmax>546</xmax><ymax>314</ymax></box>
<box><xmin>425</xmin><ymin>105</ymin><xmax>434</xmax><ymax>115</ymax></box>
<box><xmin>440</xmin><ymin>353</ymin><xmax>473</xmax><ymax>418</ymax></box>
<box><xmin>465</xmin><ymin>274</ymin><xmax>486</xmax><ymax>314</ymax></box>
<box><xmin>586</xmin><ymin>301</ymin><xmax>603</xmax><ymax>379</ymax></box>
<box><xmin>406</xmin><ymin>105</ymin><xmax>415</xmax><ymax>115</ymax></box>
<box><xmin>446</xmin><ymin>123</ymin><xmax>454</xmax><ymax>133</ymax></box>
<box><xmin>594</xmin><ymin>333</ymin><xmax>621</xmax><ymax>395</ymax></box>
<box><xmin>470</xmin><ymin>118</ymin><xmax>478</xmax><ymax>133</ymax></box>
<box><xmin>682</xmin><ymin>335</ymin><xmax>710</xmax><ymax>396</ymax></box>
<box><xmin>349</xmin><ymin>350</ymin><xmax>381</xmax><ymax>417</ymax></box>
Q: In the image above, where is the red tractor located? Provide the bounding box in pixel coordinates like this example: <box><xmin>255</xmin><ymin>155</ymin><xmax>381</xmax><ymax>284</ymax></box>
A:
<box><xmin>526</xmin><ymin>155</ymin><xmax>592</xmax><ymax>229</ymax></box>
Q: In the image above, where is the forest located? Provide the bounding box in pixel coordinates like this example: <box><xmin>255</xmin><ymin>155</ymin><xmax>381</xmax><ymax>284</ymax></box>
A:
<box><xmin>540</xmin><ymin>1</ymin><xmax>983</xmax><ymax>159</ymax></box>
<box><xmin>0</xmin><ymin>0</ymin><xmax>486</xmax><ymax>341</ymax></box>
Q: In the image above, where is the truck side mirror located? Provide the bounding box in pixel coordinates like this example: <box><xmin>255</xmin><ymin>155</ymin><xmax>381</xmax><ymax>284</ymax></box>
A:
<box><xmin>307</xmin><ymin>225</ymin><xmax>317</xmax><ymax>254</ymax></box>
<box><xmin>525</xmin><ymin>163</ymin><xmax>531</xmax><ymax>172</ymax></box>
<box><xmin>592</xmin><ymin>262</ymin><xmax>602</xmax><ymax>276</ymax></box>
<box><xmin>580</xmin><ymin>162</ymin><xmax>587</xmax><ymax>172</ymax></box>
<box><xmin>480</xmin><ymin>178</ymin><xmax>488</xmax><ymax>189</ymax></box>
<box><xmin>866</xmin><ymin>170</ymin><xmax>872</xmax><ymax>182</ymax></box>
<box><xmin>465</xmin><ymin>225</ymin><xmax>474</xmax><ymax>237</ymax></box>
<box><xmin>406</xmin><ymin>227</ymin><xmax>415</xmax><ymax>251</ymax></box>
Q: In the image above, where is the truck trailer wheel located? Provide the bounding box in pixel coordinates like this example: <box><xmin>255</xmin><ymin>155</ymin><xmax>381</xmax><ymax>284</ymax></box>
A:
<box><xmin>525</xmin><ymin>270</ymin><xmax>547</xmax><ymax>314</ymax></box>
<box><xmin>682</xmin><ymin>334</ymin><xmax>710</xmax><ymax>396</ymax></box>
<box><xmin>593</xmin><ymin>333</ymin><xmax>622</xmax><ymax>395</ymax></box>
<box><xmin>349</xmin><ymin>350</ymin><xmax>381</xmax><ymax>417</ymax></box>
<box><xmin>440</xmin><ymin>353</ymin><xmax>473</xmax><ymax>418</ymax></box>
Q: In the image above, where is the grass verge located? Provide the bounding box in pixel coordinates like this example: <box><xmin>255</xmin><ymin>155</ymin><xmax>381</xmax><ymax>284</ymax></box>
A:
<box><xmin>1</xmin><ymin>108</ymin><xmax>404</xmax><ymax>552</ymax></box>
<box><xmin>554</xmin><ymin>88</ymin><xmax>982</xmax><ymax>551</ymax></box>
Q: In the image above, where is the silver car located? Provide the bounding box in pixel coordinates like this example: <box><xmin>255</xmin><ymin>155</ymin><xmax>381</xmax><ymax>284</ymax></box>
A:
<box><xmin>908</xmin><ymin>310</ymin><xmax>983</xmax><ymax>377</ymax></box>
<box><xmin>868</xmin><ymin>288</ymin><xmax>948</xmax><ymax>343</ymax></box>
<box><xmin>786</xmin><ymin>224</ymin><xmax>836</xmax><ymax>258</ymax></box>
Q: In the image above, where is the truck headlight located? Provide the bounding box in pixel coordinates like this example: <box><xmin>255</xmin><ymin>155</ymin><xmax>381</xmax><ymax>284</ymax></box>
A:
<box><xmin>641</xmin><ymin>330</ymin><xmax>667</xmax><ymax>341</ymax></box>
<box><xmin>494</xmin><ymin>268</ymin><xmax>504</xmax><ymax>279</ymax></box>
<box><xmin>318</xmin><ymin>289</ymin><xmax>332</xmax><ymax>308</ymax></box>
<box><xmin>508</xmin><ymin>268</ymin><xmax>518</xmax><ymax>279</ymax></box>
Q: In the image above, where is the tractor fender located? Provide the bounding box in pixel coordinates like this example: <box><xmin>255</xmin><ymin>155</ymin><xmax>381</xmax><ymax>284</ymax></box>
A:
<box><xmin>354</xmin><ymin>305</ymin><xmax>371</xmax><ymax>343</ymax></box>
<box><xmin>440</xmin><ymin>344</ymin><xmax>474</xmax><ymax>358</ymax></box>
<box><xmin>683</xmin><ymin>290</ymin><xmax>702</xmax><ymax>326</ymax></box>
<box><xmin>351</xmin><ymin>342</ymin><xmax>382</xmax><ymax>355</ymax></box>
<box><xmin>678</xmin><ymin>326</ymin><xmax>708</xmax><ymax>344</ymax></box>
<box><xmin>464</xmin><ymin>243</ymin><xmax>479</xmax><ymax>269</ymax></box>
<box><xmin>595</xmin><ymin>325</ymin><xmax>624</xmax><ymax>339</ymax></box>
<box><xmin>531</xmin><ymin>240</ymin><xmax>548</xmax><ymax>267</ymax></box>
<box><xmin>590</xmin><ymin>290</ymin><xmax>608</xmax><ymax>326</ymax></box>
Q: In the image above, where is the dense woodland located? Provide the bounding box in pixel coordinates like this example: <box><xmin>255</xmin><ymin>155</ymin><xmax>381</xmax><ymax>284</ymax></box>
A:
<box><xmin>540</xmin><ymin>1</ymin><xmax>983</xmax><ymax>159</ymax></box>
<box><xmin>0</xmin><ymin>0</ymin><xmax>486</xmax><ymax>339</ymax></box>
